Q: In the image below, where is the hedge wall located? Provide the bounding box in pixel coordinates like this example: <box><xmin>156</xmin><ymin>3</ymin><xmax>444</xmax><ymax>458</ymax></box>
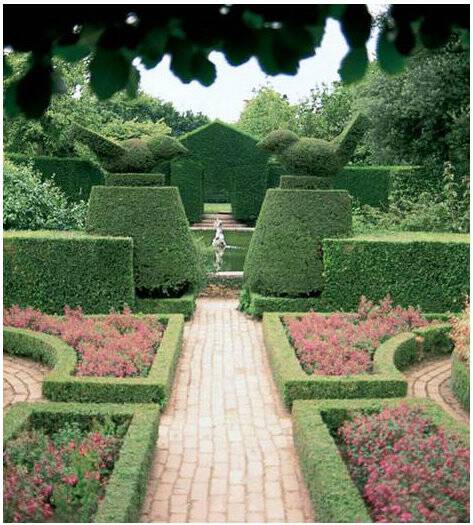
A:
<box><xmin>105</xmin><ymin>173</ymin><xmax>165</xmax><ymax>187</ymax></box>
<box><xmin>4</xmin><ymin>402</ymin><xmax>160</xmax><ymax>523</ymax></box>
<box><xmin>6</xmin><ymin>153</ymin><xmax>105</xmax><ymax>202</ymax></box>
<box><xmin>86</xmin><ymin>186</ymin><xmax>204</xmax><ymax>295</ymax></box>
<box><xmin>170</xmin><ymin>157</ymin><xmax>204</xmax><ymax>224</ymax></box>
<box><xmin>280</xmin><ymin>175</ymin><xmax>331</xmax><ymax>190</ymax></box>
<box><xmin>4</xmin><ymin>231</ymin><xmax>134</xmax><ymax>314</ymax></box>
<box><xmin>266</xmin><ymin>157</ymin><xmax>286</xmax><ymax>189</ymax></box>
<box><xmin>244</xmin><ymin>189</ymin><xmax>352</xmax><ymax>296</ymax></box>
<box><xmin>230</xmin><ymin>163</ymin><xmax>267</xmax><ymax>224</ymax></box>
<box><xmin>4</xmin><ymin>313</ymin><xmax>184</xmax><ymax>405</ymax></box>
<box><xmin>180</xmin><ymin>121</ymin><xmax>269</xmax><ymax>206</ymax></box>
<box><xmin>292</xmin><ymin>397</ymin><xmax>469</xmax><ymax>523</ymax></box>
<box><xmin>451</xmin><ymin>354</ymin><xmax>469</xmax><ymax>410</ymax></box>
<box><xmin>323</xmin><ymin>232</ymin><xmax>469</xmax><ymax>312</ymax></box>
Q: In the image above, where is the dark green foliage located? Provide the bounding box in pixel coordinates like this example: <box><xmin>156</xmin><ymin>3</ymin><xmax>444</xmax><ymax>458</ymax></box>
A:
<box><xmin>105</xmin><ymin>173</ymin><xmax>165</xmax><ymax>187</ymax></box>
<box><xmin>4</xmin><ymin>313</ymin><xmax>184</xmax><ymax>405</ymax></box>
<box><xmin>6</xmin><ymin>153</ymin><xmax>104</xmax><ymax>202</ymax></box>
<box><xmin>257</xmin><ymin>113</ymin><xmax>368</xmax><ymax>178</ymax></box>
<box><xmin>4</xmin><ymin>231</ymin><xmax>134</xmax><ymax>314</ymax></box>
<box><xmin>292</xmin><ymin>398</ymin><xmax>469</xmax><ymax>524</ymax></box>
<box><xmin>266</xmin><ymin>157</ymin><xmax>286</xmax><ymax>188</ymax></box>
<box><xmin>170</xmin><ymin>157</ymin><xmax>204</xmax><ymax>224</ymax></box>
<box><xmin>180</xmin><ymin>121</ymin><xmax>269</xmax><ymax>209</ymax></box>
<box><xmin>334</xmin><ymin>166</ymin><xmax>394</xmax><ymax>206</ymax></box>
<box><xmin>451</xmin><ymin>354</ymin><xmax>469</xmax><ymax>410</ymax></box>
<box><xmin>240</xmin><ymin>289</ymin><xmax>325</xmax><ymax>318</ymax></box>
<box><xmin>323</xmin><ymin>232</ymin><xmax>469</xmax><ymax>312</ymax></box>
<box><xmin>244</xmin><ymin>189</ymin><xmax>352</xmax><ymax>296</ymax></box>
<box><xmin>86</xmin><ymin>186</ymin><xmax>204</xmax><ymax>295</ymax></box>
<box><xmin>135</xmin><ymin>293</ymin><xmax>196</xmax><ymax>320</ymax></box>
<box><xmin>280</xmin><ymin>175</ymin><xmax>331</xmax><ymax>190</ymax></box>
<box><xmin>5</xmin><ymin>6</ymin><xmax>468</xmax><ymax>117</ymax></box>
<box><xmin>3</xmin><ymin>402</ymin><xmax>160</xmax><ymax>523</ymax></box>
<box><xmin>231</xmin><ymin>163</ymin><xmax>267</xmax><ymax>224</ymax></box>
<box><xmin>72</xmin><ymin>124</ymin><xmax>188</xmax><ymax>173</ymax></box>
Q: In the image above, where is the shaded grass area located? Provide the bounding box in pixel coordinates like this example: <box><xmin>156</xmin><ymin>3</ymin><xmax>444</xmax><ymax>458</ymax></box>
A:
<box><xmin>204</xmin><ymin>202</ymin><xmax>232</xmax><ymax>214</ymax></box>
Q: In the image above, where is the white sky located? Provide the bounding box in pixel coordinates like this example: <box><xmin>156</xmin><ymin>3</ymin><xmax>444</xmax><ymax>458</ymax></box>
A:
<box><xmin>139</xmin><ymin>5</ymin><xmax>387</xmax><ymax>122</ymax></box>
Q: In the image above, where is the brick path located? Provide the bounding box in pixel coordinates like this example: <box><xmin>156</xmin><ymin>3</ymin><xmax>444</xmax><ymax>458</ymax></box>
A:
<box><xmin>406</xmin><ymin>356</ymin><xmax>469</xmax><ymax>425</ymax></box>
<box><xmin>3</xmin><ymin>355</ymin><xmax>47</xmax><ymax>411</ymax></box>
<box><xmin>141</xmin><ymin>299</ymin><xmax>313</xmax><ymax>523</ymax></box>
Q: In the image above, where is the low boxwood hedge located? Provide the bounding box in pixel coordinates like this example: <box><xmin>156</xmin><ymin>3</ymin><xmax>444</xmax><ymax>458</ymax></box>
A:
<box><xmin>4</xmin><ymin>231</ymin><xmax>135</xmax><ymax>314</ymax></box>
<box><xmin>7</xmin><ymin>153</ymin><xmax>105</xmax><ymax>202</ymax></box>
<box><xmin>292</xmin><ymin>397</ymin><xmax>469</xmax><ymax>523</ymax></box>
<box><xmin>451</xmin><ymin>353</ymin><xmax>469</xmax><ymax>410</ymax></box>
<box><xmin>135</xmin><ymin>290</ymin><xmax>197</xmax><ymax>319</ymax></box>
<box><xmin>170</xmin><ymin>157</ymin><xmax>204</xmax><ymax>224</ymax></box>
<box><xmin>3</xmin><ymin>313</ymin><xmax>184</xmax><ymax>406</ymax></box>
<box><xmin>323</xmin><ymin>232</ymin><xmax>469</xmax><ymax>313</ymax></box>
<box><xmin>263</xmin><ymin>312</ymin><xmax>452</xmax><ymax>408</ymax></box>
<box><xmin>104</xmin><ymin>173</ymin><xmax>165</xmax><ymax>187</ymax></box>
<box><xmin>3</xmin><ymin>402</ymin><xmax>159</xmax><ymax>523</ymax></box>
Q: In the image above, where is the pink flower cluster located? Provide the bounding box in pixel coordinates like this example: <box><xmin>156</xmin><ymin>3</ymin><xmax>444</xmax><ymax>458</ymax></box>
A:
<box><xmin>338</xmin><ymin>404</ymin><xmax>470</xmax><ymax>523</ymax></box>
<box><xmin>4</xmin><ymin>428</ymin><xmax>121</xmax><ymax>522</ymax></box>
<box><xmin>4</xmin><ymin>305</ymin><xmax>165</xmax><ymax>377</ymax></box>
<box><xmin>284</xmin><ymin>296</ymin><xmax>428</xmax><ymax>376</ymax></box>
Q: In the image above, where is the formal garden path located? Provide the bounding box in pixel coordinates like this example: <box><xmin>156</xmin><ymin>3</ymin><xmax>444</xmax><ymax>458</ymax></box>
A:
<box><xmin>3</xmin><ymin>355</ymin><xmax>47</xmax><ymax>411</ymax></box>
<box><xmin>141</xmin><ymin>298</ymin><xmax>314</xmax><ymax>523</ymax></box>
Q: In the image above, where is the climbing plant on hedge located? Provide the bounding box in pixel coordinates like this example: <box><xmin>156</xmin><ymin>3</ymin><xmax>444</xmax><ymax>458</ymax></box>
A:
<box><xmin>86</xmin><ymin>186</ymin><xmax>204</xmax><ymax>296</ymax></box>
<box><xmin>180</xmin><ymin>121</ymin><xmax>269</xmax><ymax>210</ymax></box>
<box><xmin>244</xmin><ymin>189</ymin><xmax>352</xmax><ymax>296</ymax></box>
<box><xmin>170</xmin><ymin>157</ymin><xmax>204</xmax><ymax>224</ymax></box>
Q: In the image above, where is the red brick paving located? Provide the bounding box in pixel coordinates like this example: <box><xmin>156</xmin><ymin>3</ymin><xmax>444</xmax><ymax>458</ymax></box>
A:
<box><xmin>141</xmin><ymin>299</ymin><xmax>313</xmax><ymax>523</ymax></box>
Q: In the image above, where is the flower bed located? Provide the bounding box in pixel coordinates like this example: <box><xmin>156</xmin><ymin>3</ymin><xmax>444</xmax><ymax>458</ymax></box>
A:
<box><xmin>4</xmin><ymin>305</ymin><xmax>165</xmax><ymax>378</ymax></box>
<box><xmin>284</xmin><ymin>296</ymin><xmax>428</xmax><ymax>376</ymax></box>
<box><xmin>450</xmin><ymin>301</ymin><xmax>470</xmax><ymax>410</ymax></box>
<box><xmin>3</xmin><ymin>402</ymin><xmax>160</xmax><ymax>523</ymax></box>
<box><xmin>338</xmin><ymin>404</ymin><xmax>469</xmax><ymax>523</ymax></box>
<box><xmin>292</xmin><ymin>398</ymin><xmax>469</xmax><ymax>523</ymax></box>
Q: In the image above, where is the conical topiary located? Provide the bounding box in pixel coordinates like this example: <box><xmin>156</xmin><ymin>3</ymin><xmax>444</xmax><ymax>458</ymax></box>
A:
<box><xmin>86</xmin><ymin>186</ymin><xmax>204</xmax><ymax>296</ymax></box>
<box><xmin>243</xmin><ymin>188</ymin><xmax>352</xmax><ymax>296</ymax></box>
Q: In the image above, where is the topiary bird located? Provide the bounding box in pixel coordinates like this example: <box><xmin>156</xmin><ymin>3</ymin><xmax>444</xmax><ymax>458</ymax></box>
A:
<box><xmin>256</xmin><ymin>112</ymin><xmax>369</xmax><ymax>178</ymax></box>
<box><xmin>72</xmin><ymin>123</ymin><xmax>189</xmax><ymax>173</ymax></box>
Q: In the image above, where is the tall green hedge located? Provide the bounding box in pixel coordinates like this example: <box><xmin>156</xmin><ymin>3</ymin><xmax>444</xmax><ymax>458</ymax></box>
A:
<box><xmin>180</xmin><ymin>121</ymin><xmax>269</xmax><ymax>206</ymax></box>
<box><xmin>323</xmin><ymin>232</ymin><xmax>469</xmax><ymax>312</ymax></box>
<box><xmin>170</xmin><ymin>157</ymin><xmax>204</xmax><ymax>224</ymax></box>
<box><xmin>280</xmin><ymin>175</ymin><xmax>332</xmax><ymax>189</ymax></box>
<box><xmin>86</xmin><ymin>186</ymin><xmax>204</xmax><ymax>295</ymax></box>
<box><xmin>4</xmin><ymin>231</ymin><xmax>134</xmax><ymax>314</ymax></box>
<box><xmin>6</xmin><ymin>153</ymin><xmax>105</xmax><ymax>202</ymax></box>
<box><xmin>104</xmin><ymin>173</ymin><xmax>165</xmax><ymax>187</ymax></box>
<box><xmin>230</xmin><ymin>163</ymin><xmax>267</xmax><ymax>224</ymax></box>
<box><xmin>244</xmin><ymin>189</ymin><xmax>352</xmax><ymax>296</ymax></box>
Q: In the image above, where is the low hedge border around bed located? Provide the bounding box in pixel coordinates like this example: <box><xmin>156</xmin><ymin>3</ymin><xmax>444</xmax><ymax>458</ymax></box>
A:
<box><xmin>3</xmin><ymin>401</ymin><xmax>160</xmax><ymax>523</ymax></box>
<box><xmin>451</xmin><ymin>353</ymin><xmax>470</xmax><ymax>410</ymax></box>
<box><xmin>135</xmin><ymin>289</ymin><xmax>196</xmax><ymax>319</ymax></box>
<box><xmin>263</xmin><ymin>312</ymin><xmax>452</xmax><ymax>408</ymax></box>
<box><xmin>292</xmin><ymin>397</ymin><xmax>469</xmax><ymax>523</ymax></box>
<box><xmin>3</xmin><ymin>313</ymin><xmax>184</xmax><ymax>406</ymax></box>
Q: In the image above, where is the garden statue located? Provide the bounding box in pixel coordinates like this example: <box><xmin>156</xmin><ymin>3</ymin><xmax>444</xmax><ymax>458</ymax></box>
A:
<box><xmin>256</xmin><ymin>112</ymin><xmax>369</xmax><ymax>179</ymax></box>
<box><xmin>72</xmin><ymin>123</ymin><xmax>189</xmax><ymax>173</ymax></box>
<box><xmin>212</xmin><ymin>219</ymin><xmax>227</xmax><ymax>272</ymax></box>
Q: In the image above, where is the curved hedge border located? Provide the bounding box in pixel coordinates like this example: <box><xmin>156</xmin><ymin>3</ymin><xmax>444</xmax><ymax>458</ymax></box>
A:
<box><xmin>451</xmin><ymin>353</ymin><xmax>469</xmax><ymax>410</ymax></box>
<box><xmin>292</xmin><ymin>397</ymin><xmax>469</xmax><ymax>523</ymax></box>
<box><xmin>3</xmin><ymin>313</ymin><xmax>184</xmax><ymax>406</ymax></box>
<box><xmin>3</xmin><ymin>402</ymin><xmax>159</xmax><ymax>523</ymax></box>
<box><xmin>262</xmin><ymin>312</ymin><xmax>452</xmax><ymax>408</ymax></box>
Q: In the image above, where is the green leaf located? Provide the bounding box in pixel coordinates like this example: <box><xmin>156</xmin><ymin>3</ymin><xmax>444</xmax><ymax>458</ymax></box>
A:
<box><xmin>242</xmin><ymin>10</ymin><xmax>264</xmax><ymax>30</ymax></box>
<box><xmin>54</xmin><ymin>44</ymin><xmax>91</xmax><ymax>62</ymax></box>
<box><xmin>377</xmin><ymin>30</ymin><xmax>406</xmax><ymax>75</ymax></box>
<box><xmin>15</xmin><ymin>63</ymin><xmax>53</xmax><ymax>118</ymax></box>
<box><xmin>338</xmin><ymin>47</ymin><xmax>368</xmax><ymax>84</ymax></box>
<box><xmin>191</xmin><ymin>54</ymin><xmax>216</xmax><ymax>87</ymax></box>
<box><xmin>90</xmin><ymin>48</ymin><xmax>130</xmax><ymax>99</ymax></box>
<box><xmin>139</xmin><ymin>27</ymin><xmax>167</xmax><ymax>69</ymax></box>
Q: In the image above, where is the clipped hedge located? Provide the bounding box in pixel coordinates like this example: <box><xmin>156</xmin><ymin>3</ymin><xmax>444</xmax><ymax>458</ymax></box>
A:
<box><xmin>230</xmin><ymin>163</ymin><xmax>268</xmax><ymax>224</ymax></box>
<box><xmin>239</xmin><ymin>289</ymin><xmax>325</xmax><ymax>318</ymax></box>
<box><xmin>3</xmin><ymin>402</ymin><xmax>160</xmax><ymax>523</ymax></box>
<box><xmin>4</xmin><ymin>313</ymin><xmax>184</xmax><ymax>405</ymax></box>
<box><xmin>135</xmin><ymin>291</ymin><xmax>196</xmax><ymax>319</ymax></box>
<box><xmin>6</xmin><ymin>153</ymin><xmax>105</xmax><ymax>202</ymax></box>
<box><xmin>244</xmin><ymin>189</ymin><xmax>352</xmax><ymax>297</ymax></box>
<box><xmin>292</xmin><ymin>397</ymin><xmax>469</xmax><ymax>523</ymax></box>
<box><xmin>180</xmin><ymin>121</ymin><xmax>269</xmax><ymax>208</ymax></box>
<box><xmin>104</xmin><ymin>173</ymin><xmax>165</xmax><ymax>187</ymax></box>
<box><xmin>279</xmin><ymin>175</ymin><xmax>331</xmax><ymax>190</ymax></box>
<box><xmin>86</xmin><ymin>186</ymin><xmax>204</xmax><ymax>296</ymax></box>
<box><xmin>323</xmin><ymin>232</ymin><xmax>469</xmax><ymax>312</ymax></box>
<box><xmin>4</xmin><ymin>231</ymin><xmax>134</xmax><ymax>314</ymax></box>
<box><xmin>170</xmin><ymin>157</ymin><xmax>204</xmax><ymax>224</ymax></box>
<box><xmin>451</xmin><ymin>354</ymin><xmax>469</xmax><ymax>410</ymax></box>
<box><xmin>266</xmin><ymin>156</ymin><xmax>286</xmax><ymax>189</ymax></box>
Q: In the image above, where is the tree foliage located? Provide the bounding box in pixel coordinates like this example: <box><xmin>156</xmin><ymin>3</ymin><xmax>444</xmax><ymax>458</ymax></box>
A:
<box><xmin>3</xmin><ymin>5</ymin><xmax>468</xmax><ymax>118</ymax></box>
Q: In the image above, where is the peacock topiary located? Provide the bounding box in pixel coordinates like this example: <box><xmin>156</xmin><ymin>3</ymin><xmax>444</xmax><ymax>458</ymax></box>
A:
<box><xmin>72</xmin><ymin>124</ymin><xmax>189</xmax><ymax>173</ymax></box>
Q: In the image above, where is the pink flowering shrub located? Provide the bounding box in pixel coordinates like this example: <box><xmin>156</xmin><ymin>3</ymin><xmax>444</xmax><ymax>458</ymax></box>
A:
<box><xmin>451</xmin><ymin>298</ymin><xmax>469</xmax><ymax>367</ymax></box>
<box><xmin>338</xmin><ymin>404</ymin><xmax>470</xmax><ymax>523</ymax></box>
<box><xmin>3</xmin><ymin>420</ymin><xmax>124</xmax><ymax>522</ymax></box>
<box><xmin>284</xmin><ymin>296</ymin><xmax>428</xmax><ymax>376</ymax></box>
<box><xmin>4</xmin><ymin>305</ymin><xmax>165</xmax><ymax>377</ymax></box>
